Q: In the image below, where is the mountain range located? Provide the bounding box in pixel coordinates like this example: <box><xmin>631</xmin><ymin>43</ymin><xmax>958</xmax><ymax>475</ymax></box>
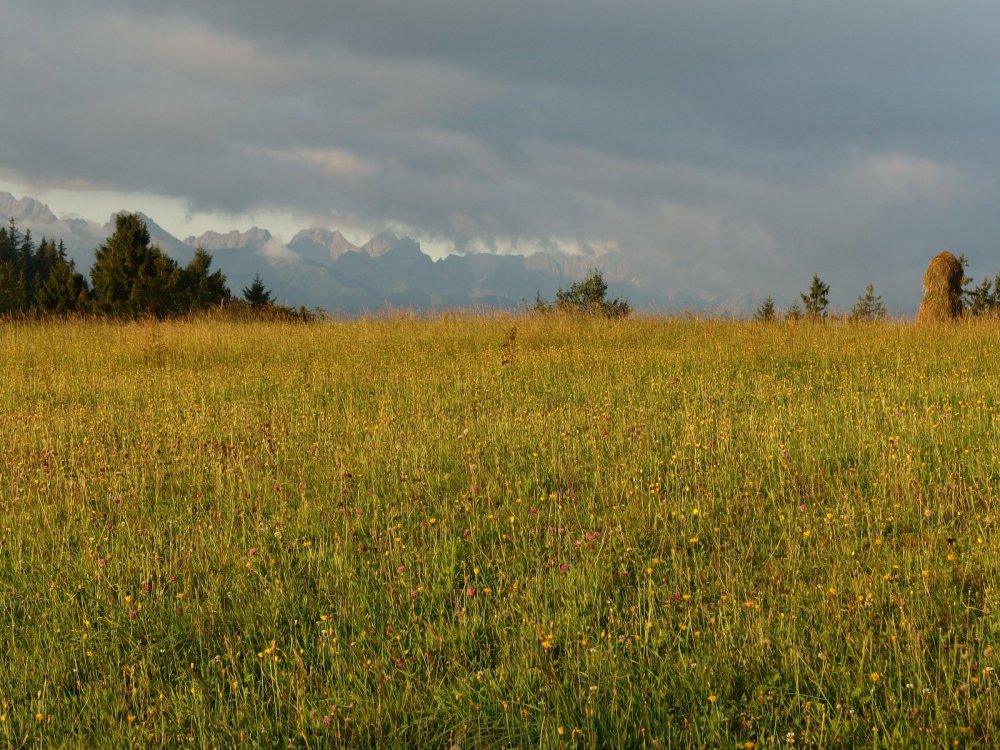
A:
<box><xmin>0</xmin><ymin>191</ymin><xmax>747</xmax><ymax>313</ymax></box>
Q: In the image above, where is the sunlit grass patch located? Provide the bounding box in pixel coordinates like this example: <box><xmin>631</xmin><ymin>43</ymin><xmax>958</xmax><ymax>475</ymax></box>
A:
<box><xmin>0</xmin><ymin>315</ymin><xmax>998</xmax><ymax>746</ymax></box>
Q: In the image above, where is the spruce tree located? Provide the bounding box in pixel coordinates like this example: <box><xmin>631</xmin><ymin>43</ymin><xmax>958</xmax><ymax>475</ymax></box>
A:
<box><xmin>28</xmin><ymin>238</ymin><xmax>60</xmax><ymax>304</ymax></box>
<box><xmin>956</xmin><ymin>253</ymin><xmax>973</xmax><ymax>297</ymax></box>
<box><xmin>965</xmin><ymin>277</ymin><xmax>995</xmax><ymax>317</ymax></box>
<box><xmin>90</xmin><ymin>213</ymin><xmax>181</xmax><ymax>317</ymax></box>
<box><xmin>0</xmin><ymin>220</ymin><xmax>29</xmax><ymax>313</ymax></box>
<box><xmin>16</xmin><ymin>229</ymin><xmax>34</xmax><ymax>283</ymax></box>
<box><xmin>242</xmin><ymin>273</ymin><xmax>275</xmax><ymax>308</ymax></box>
<box><xmin>0</xmin><ymin>262</ymin><xmax>28</xmax><ymax>313</ymax></box>
<box><xmin>182</xmin><ymin>247</ymin><xmax>231</xmax><ymax>311</ymax></box>
<box><xmin>800</xmin><ymin>274</ymin><xmax>830</xmax><ymax>320</ymax></box>
<box><xmin>755</xmin><ymin>295</ymin><xmax>777</xmax><ymax>322</ymax></box>
<box><xmin>36</xmin><ymin>256</ymin><xmax>88</xmax><ymax>314</ymax></box>
<box><xmin>0</xmin><ymin>221</ymin><xmax>15</xmax><ymax>266</ymax></box>
<box><xmin>850</xmin><ymin>283</ymin><xmax>886</xmax><ymax>321</ymax></box>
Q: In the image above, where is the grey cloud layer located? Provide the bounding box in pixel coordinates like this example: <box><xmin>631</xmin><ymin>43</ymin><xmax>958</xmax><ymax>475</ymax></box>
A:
<box><xmin>4</xmin><ymin>0</ymin><xmax>1000</xmax><ymax>309</ymax></box>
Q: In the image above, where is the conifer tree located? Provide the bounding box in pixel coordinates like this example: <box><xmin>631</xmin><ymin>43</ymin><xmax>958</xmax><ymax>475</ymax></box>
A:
<box><xmin>90</xmin><ymin>213</ymin><xmax>182</xmax><ymax>317</ymax></box>
<box><xmin>0</xmin><ymin>262</ymin><xmax>28</xmax><ymax>313</ymax></box>
<box><xmin>16</xmin><ymin>229</ymin><xmax>34</xmax><ymax>279</ymax></box>
<box><xmin>36</xmin><ymin>256</ymin><xmax>88</xmax><ymax>314</ymax></box>
<box><xmin>181</xmin><ymin>247</ymin><xmax>231</xmax><ymax>310</ymax></box>
<box><xmin>755</xmin><ymin>295</ymin><xmax>777</xmax><ymax>322</ymax></box>
<box><xmin>965</xmin><ymin>277</ymin><xmax>996</xmax><ymax>316</ymax></box>
<box><xmin>0</xmin><ymin>220</ymin><xmax>28</xmax><ymax>313</ymax></box>
<box><xmin>27</xmin><ymin>238</ymin><xmax>60</xmax><ymax>304</ymax></box>
<box><xmin>800</xmin><ymin>274</ymin><xmax>830</xmax><ymax>320</ymax></box>
<box><xmin>850</xmin><ymin>283</ymin><xmax>886</xmax><ymax>321</ymax></box>
<box><xmin>242</xmin><ymin>273</ymin><xmax>275</xmax><ymax>308</ymax></box>
<box><xmin>0</xmin><ymin>220</ymin><xmax>15</xmax><ymax>266</ymax></box>
<box><xmin>956</xmin><ymin>253</ymin><xmax>973</xmax><ymax>296</ymax></box>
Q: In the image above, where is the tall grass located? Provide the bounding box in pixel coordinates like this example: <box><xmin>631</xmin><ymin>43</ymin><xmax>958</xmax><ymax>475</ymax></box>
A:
<box><xmin>0</xmin><ymin>315</ymin><xmax>998</xmax><ymax>747</ymax></box>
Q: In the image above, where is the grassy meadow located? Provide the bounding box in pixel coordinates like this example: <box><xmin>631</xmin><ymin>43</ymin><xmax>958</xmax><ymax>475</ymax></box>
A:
<box><xmin>0</xmin><ymin>315</ymin><xmax>999</xmax><ymax>748</ymax></box>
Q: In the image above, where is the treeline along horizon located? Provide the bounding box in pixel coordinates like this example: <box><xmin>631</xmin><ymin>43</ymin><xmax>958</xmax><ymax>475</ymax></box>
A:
<box><xmin>0</xmin><ymin>213</ymin><xmax>279</xmax><ymax>318</ymax></box>
<box><xmin>6</xmin><ymin>211</ymin><xmax>1000</xmax><ymax>320</ymax></box>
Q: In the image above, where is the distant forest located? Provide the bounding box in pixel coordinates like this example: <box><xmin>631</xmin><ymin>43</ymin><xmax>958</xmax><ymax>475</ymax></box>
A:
<box><xmin>0</xmin><ymin>213</ymin><xmax>287</xmax><ymax>317</ymax></box>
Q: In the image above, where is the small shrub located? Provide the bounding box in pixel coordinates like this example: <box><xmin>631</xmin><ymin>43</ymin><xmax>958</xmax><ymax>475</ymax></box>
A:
<box><xmin>850</xmin><ymin>283</ymin><xmax>886</xmax><ymax>322</ymax></box>
<box><xmin>534</xmin><ymin>270</ymin><xmax>630</xmax><ymax>318</ymax></box>
<box><xmin>755</xmin><ymin>295</ymin><xmax>777</xmax><ymax>322</ymax></box>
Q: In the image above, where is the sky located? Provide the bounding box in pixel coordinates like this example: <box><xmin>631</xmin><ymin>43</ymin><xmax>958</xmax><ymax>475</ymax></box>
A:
<box><xmin>3</xmin><ymin>0</ymin><xmax>1000</xmax><ymax>311</ymax></box>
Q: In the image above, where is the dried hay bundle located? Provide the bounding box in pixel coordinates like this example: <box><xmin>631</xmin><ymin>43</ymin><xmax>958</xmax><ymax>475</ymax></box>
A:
<box><xmin>917</xmin><ymin>251</ymin><xmax>963</xmax><ymax>323</ymax></box>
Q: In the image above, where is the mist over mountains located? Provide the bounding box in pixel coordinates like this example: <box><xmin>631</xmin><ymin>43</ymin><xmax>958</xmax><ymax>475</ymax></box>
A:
<box><xmin>0</xmin><ymin>192</ymin><xmax>747</xmax><ymax>314</ymax></box>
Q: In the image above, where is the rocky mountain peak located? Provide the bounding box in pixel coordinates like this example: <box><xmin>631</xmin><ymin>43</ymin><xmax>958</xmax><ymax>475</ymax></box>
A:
<box><xmin>184</xmin><ymin>227</ymin><xmax>273</xmax><ymax>250</ymax></box>
<box><xmin>0</xmin><ymin>191</ymin><xmax>59</xmax><ymax>225</ymax></box>
<box><xmin>360</xmin><ymin>230</ymin><xmax>400</xmax><ymax>257</ymax></box>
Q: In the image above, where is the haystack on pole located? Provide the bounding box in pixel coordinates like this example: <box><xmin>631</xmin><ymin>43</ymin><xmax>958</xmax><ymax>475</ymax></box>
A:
<box><xmin>917</xmin><ymin>251</ymin><xmax>964</xmax><ymax>323</ymax></box>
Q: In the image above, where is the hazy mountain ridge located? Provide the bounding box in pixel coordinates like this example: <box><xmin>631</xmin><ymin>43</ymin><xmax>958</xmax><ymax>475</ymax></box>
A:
<box><xmin>0</xmin><ymin>191</ymin><xmax>730</xmax><ymax>313</ymax></box>
<box><xmin>288</xmin><ymin>228</ymin><xmax>359</xmax><ymax>264</ymax></box>
<box><xmin>185</xmin><ymin>227</ymin><xmax>273</xmax><ymax>251</ymax></box>
<box><xmin>0</xmin><ymin>193</ymin><xmax>58</xmax><ymax>225</ymax></box>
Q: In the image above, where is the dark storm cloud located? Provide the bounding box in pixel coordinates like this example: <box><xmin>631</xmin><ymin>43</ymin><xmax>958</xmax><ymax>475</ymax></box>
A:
<box><xmin>4</xmin><ymin>0</ymin><xmax>1000</xmax><ymax>309</ymax></box>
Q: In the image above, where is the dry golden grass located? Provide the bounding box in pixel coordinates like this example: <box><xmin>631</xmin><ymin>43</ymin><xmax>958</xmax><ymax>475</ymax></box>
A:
<box><xmin>0</xmin><ymin>315</ymin><xmax>998</xmax><ymax>747</ymax></box>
